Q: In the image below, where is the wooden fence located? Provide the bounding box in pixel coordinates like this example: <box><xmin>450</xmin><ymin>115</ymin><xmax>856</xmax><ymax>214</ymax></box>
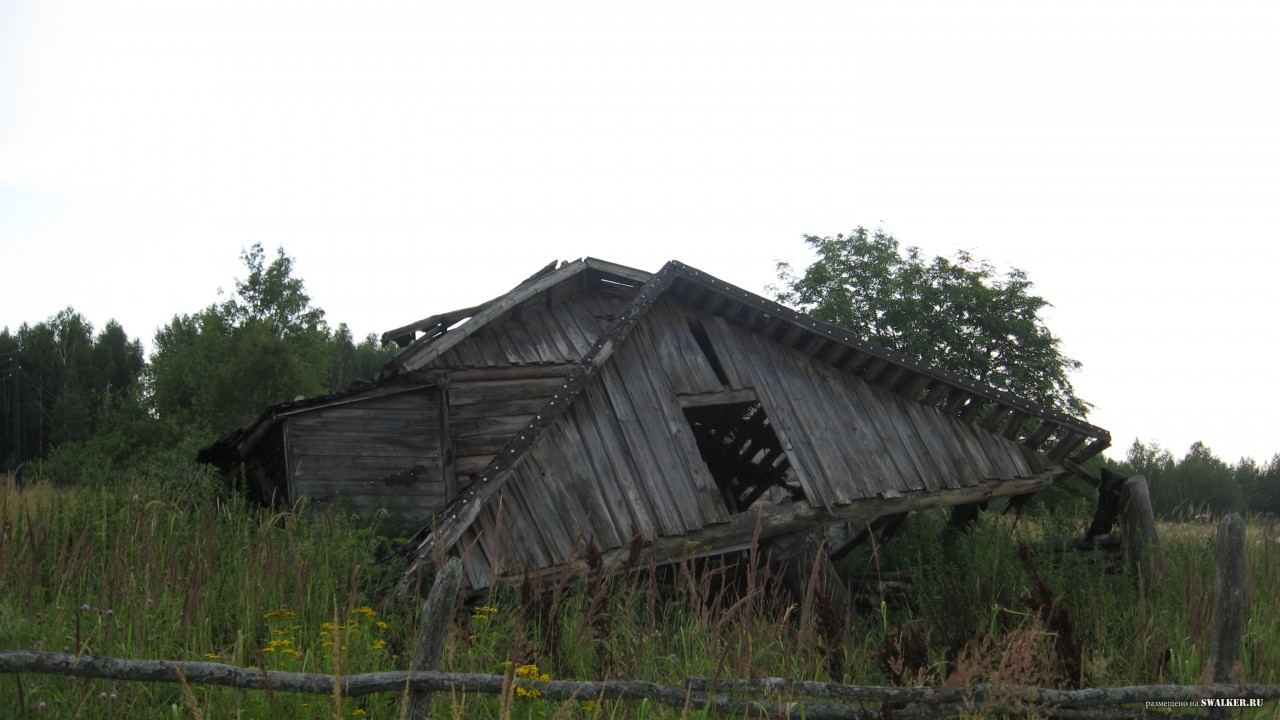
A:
<box><xmin>2</xmin><ymin>514</ymin><xmax>1275</xmax><ymax>719</ymax></box>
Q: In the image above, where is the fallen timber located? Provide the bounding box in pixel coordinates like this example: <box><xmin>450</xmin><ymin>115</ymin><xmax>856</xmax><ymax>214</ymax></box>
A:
<box><xmin>198</xmin><ymin>258</ymin><xmax>1110</xmax><ymax>594</ymax></box>
<box><xmin>2</xmin><ymin>652</ymin><xmax>1274</xmax><ymax>720</ymax></box>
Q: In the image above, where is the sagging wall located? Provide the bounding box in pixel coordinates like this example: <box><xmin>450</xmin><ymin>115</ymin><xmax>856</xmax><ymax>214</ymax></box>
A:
<box><xmin>449</xmin><ymin>296</ymin><xmax>1055</xmax><ymax>589</ymax></box>
<box><xmin>284</xmin><ymin>388</ymin><xmax>446</xmax><ymax>525</ymax></box>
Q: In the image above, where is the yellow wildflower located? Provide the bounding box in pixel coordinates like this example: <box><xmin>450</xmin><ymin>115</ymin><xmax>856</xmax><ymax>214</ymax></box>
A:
<box><xmin>201</xmin><ymin>653</ymin><xmax>220</xmax><ymax>661</ymax></box>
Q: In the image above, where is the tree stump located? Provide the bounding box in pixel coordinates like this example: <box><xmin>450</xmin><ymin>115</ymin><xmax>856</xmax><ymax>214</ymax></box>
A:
<box><xmin>1121</xmin><ymin>475</ymin><xmax>1164</xmax><ymax>587</ymax></box>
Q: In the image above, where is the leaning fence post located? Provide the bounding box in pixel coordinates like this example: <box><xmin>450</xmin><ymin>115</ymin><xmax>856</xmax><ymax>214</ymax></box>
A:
<box><xmin>1122</xmin><ymin>475</ymin><xmax>1163</xmax><ymax>586</ymax></box>
<box><xmin>1210</xmin><ymin>514</ymin><xmax>1246</xmax><ymax>685</ymax></box>
<box><xmin>405</xmin><ymin>557</ymin><xmax>463</xmax><ymax>720</ymax></box>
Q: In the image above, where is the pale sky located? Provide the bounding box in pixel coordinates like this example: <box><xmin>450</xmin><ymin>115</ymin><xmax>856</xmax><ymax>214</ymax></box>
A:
<box><xmin>2</xmin><ymin>1</ymin><xmax>1278</xmax><ymax>466</ymax></box>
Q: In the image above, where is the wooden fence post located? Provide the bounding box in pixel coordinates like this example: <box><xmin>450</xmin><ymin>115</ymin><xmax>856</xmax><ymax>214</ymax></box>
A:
<box><xmin>1121</xmin><ymin>475</ymin><xmax>1163</xmax><ymax>586</ymax></box>
<box><xmin>1210</xmin><ymin>514</ymin><xmax>1246</xmax><ymax>685</ymax></box>
<box><xmin>405</xmin><ymin>557</ymin><xmax>462</xmax><ymax>720</ymax></box>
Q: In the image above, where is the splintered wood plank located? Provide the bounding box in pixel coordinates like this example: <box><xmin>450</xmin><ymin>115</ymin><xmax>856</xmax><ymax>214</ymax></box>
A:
<box><xmin>291</xmin><ymin>438</ymin><xmax>439</xmax><ymax>458</ymax></box>
<box><xmin>622</xmin><ymin>346</ymin><xmax>715</xmax><ymax>531</ymax></box>
<box><xmin>449</xmin><ymin>377</ymin><xmax>565</xmax><ymax>405</ymax></box>
<box><xmin>286</xmin><ymin>415</ymin><xmax>439</xmax><ymax>434</ymax></box>
<box><xmin>291</xmin><ymin>453</ymin><xmax>442</xmax><ymax>472</ymax></box>
<box><xmin>532</xmin><ymin>421</ymin><xmax>604</xmax><ymax>549</ymax></box>
<box><xmin>450</xmin><ymin>414</ymin><xmax>536</xmax><ymax>439</ymax></box>
<box><xmin>1024</xmin><ymin>419</ymin><xmax>1057</xmax><ymax>451</ymax></box>
<box><xmin>740</xmin><ymin>331</ymin><xmax>841</xmax><ymax>508</ymax></box>
<box><xmin>899</xmin><ymin>396</ymin><xmax>973</xmax><ymax>489</ymax></box>
<box><xmin>574</xmin><ymin>385</ymin><xmax>657</xmax><ymax>539</ymax></box>
<box><xmin>1001</xmin><ymin>409</ymin><xmax>1030</xmax><ymax>440</ymax></box>
<box><xmin>846</xmin><ymin>372</ymin><xmax>938</xmax><ymax>494</ymax></box>
<box><xmin>454</xmin><ymin>455</ymin><xmax>495</xmax><ymax>476</ymax></box>
<box><xmin>609</xmin><ymin>346</ymin><xmax>707</xmax><ymax>532</ymax></box>
<box><xmin>807</xmin><ymin>360</ymin><xmax>880</xmax><ymax>499</ymax></box>
<box><xmin>449</xmin><ymin>398</ymin><xmax>549</xmax><ymax>420</ymax></box>
<box><xmin>627</xmin><ymin>333</ymin><xmax>732</xmax><ymax>525</ymax></box>
<box><xmin>540</xmin><ymin>308</ymin><xmax>580</xmax><ymax>361</ymax></box>
<box><xmin>455</xmin><ymin>434</ymin><xmax>519</xmax><ymax>458</ymax></box>
<box><xmin>563</xmin><ymin>302</ymin><xmax>609</xmax><ymax>355</ymax></box>
<box><xmin>450</xmin><ymin>365</ymin><xmax>576</xmax><ymax>382</ymax></box>
<box><xmin>592</xmin><ymin>361</ymin><xmax>687</xmax><ymax>536</ymax></box>
<box><xmin>510</xmin><ymin>451</ymin><xmax>580</xmax><ymax>566</ymax></box>
<box><xmin>704</xmin><ymin>315</ymin><xmax>748</xmax><ymax>390</ymax></box>
<box><xmin>545</xmin><ymin>413</ymin><xmax>624</xmax><ymax>547</ymax></box>
<box><xmin>298</xmin><ymin>479</ymin><xmax>444</xmax><ymax>500</ymax></box>
<box><xmin>869</xmin><ymin>386</ymin><xmax>947</xmax><ymax>493</ymax></box>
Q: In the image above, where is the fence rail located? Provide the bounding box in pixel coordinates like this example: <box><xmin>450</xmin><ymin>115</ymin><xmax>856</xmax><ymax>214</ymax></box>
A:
<box><xmin>3</xmin><ymin>516</ymin><xmax>1271</xmax><ymax>719</ymax></box>
<box><xmin>2</xmin><ymin>651</ymin><xmax>1276</xmax><ymax>719</ymax></box>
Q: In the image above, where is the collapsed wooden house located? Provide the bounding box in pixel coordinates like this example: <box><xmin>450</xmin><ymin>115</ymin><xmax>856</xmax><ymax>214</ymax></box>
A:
<box><xmin>199</xmin><ymin>258</ymin><xmax>1110</xmax><ymax>591</ymax></box>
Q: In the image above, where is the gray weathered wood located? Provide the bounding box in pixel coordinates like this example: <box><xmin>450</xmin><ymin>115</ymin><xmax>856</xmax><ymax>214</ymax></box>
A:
<box><xmin>406</xmin><ymin>557</ymin><xmax>463</xmax><ymax>719</ymax></box>
<box><xmin>1121</xmin><ymin>475</ymin><xmax>1163</xmax><ymax>586</ymax></box>
<box><xmin>769</xmin><ymin>530</ymin><xmax>851</xmax><ymax>617</ymax></box>
<box><xmin>1209</xmin><ymin>513</ymin><xmax>1246</xmax><ymax>689</ymax></box>
<box><xmin>3</xmin><ymin>651</ymin><xmax>1275</xmax><ymax>719</ymax></box>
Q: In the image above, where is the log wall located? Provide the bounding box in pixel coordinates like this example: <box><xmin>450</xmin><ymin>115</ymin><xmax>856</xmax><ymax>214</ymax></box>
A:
<box><xmin>286</xmin><ymin>388</ymin><xmax>445</xmax><ymax>522</ymax></box>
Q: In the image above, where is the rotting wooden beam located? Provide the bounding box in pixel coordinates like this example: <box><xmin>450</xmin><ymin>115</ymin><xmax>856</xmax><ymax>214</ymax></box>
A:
<box><xmin>395</xmin><ymin>260</ymin><xmax>595</xmax><ymax>372</ymax></box>
<box><xmin>958</xmin><ymin>397</ymin><xmax>987</xmax><ymax>423</ymax></box>
<box><xmin>1061</xmin><ymin>457</ymin><xmax>1100</xmax><ymax>487</ymax></box>
<box><xmin>1047</xmin><ymin>430</ymin><xmax>1085</xmax><ymax>462</ymax></box>
<box><xmin>1024</xmin><ymin>419</ymin><xmax>1057</xmax><ymax>450</ymax></box>
<box><xmin>1000</xmin><ymin>409</ymin><xmax>1030</xmax><ymax>440</ymax></box>
<box><xmin>897</xmin><ymin>372</ymin><xmax>932</xmax><ymax>401</ymax></box>
<box><xmin>941</xmin><ymin>390</ymin><xmax>971</xmax><ymax>416</ymax></box>
<box><xmin>676</xmin><ymin>388</ymin><xmax>761</xmax><ymax>409</ymax></box>
<box><xmin>980</xmin><ymin>404</ymin><xmax>1014</xmax><ymax>432</ymax></box>
<box><xmin>486</xmin><ymin>470</ymin><xmax>1063</xmax><ymax>589</ymax></box>
<box><xmin>921</xmin><ymin>381</ymin><xmax>951</xmax><ymax>408</ymax></box>
<box><xmin>396</xmin><ymin>266</ymin><xmax>683</xmax><ymax>596</ymax></box>
<box><xmin>1069</xmin><ymin>435</ymin><xmax>1113</xmax><ymax>466</ymax></box>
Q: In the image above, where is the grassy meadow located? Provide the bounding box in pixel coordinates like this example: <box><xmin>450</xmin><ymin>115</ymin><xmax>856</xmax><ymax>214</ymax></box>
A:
<box><xmin>1</xmin><ymin>474</ymin><xmax>1278</xmax><ymax>718</ymax></box>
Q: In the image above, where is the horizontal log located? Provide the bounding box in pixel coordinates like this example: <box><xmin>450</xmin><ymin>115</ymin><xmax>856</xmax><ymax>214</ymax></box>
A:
<box><xmin>676</xmin><ymin>388</ymin><xmax>760</xmax><ymax>408</ymax></box>
<box><xmin>450</xmin><ymin>415</ymin><xmax>536</xmax><ymax>438</ymax></box>
<box><xmin>448</xmin><ymin>364</ymin><xmax>576</xmax><ymax>382</ymax></box>
<box><xmin>1</xmin><ymin>652</ymin><xmax>1274</xmax><ymax>720</ymax></box>
<box><xmin>448</xmin><ymin>398</ymin><xmax>548</xmax><ymax>420</ymax></box>
<box><xmin>454</xmin><ymin>435</ymin><xmax>516</xmax><ymax>458</ymax></box>
<box><xmin>448</xmin><ymin>377</ymin><xmax>566</xmax><ymax>405</ymax></box>
<box><xmin>453</xmin><ymin>455</ymin><xmax>495</xmax><ymax>476</ymax></box>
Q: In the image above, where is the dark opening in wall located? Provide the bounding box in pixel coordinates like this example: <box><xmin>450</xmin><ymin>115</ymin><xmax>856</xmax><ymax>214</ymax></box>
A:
<box><xmin>682</xmin><ymin>400</ymin><xmax>804</xmax><ymax>512</ymax></box>
<box><xmin>686</xmin><ymin>318</ymin><xmax>731</xmax><ymax>387</ymax></box>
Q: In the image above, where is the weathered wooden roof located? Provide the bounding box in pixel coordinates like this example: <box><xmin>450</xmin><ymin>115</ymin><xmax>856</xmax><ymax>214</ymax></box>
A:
<box><xmin>399</xmin><ymin>259</ymin><xmax>1110</xmax><ymax>573</ymax></box>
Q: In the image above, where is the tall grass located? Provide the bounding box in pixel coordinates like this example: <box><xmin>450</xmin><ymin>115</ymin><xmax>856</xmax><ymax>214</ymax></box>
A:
<box><xmin>2</xmin><ymin>477</ymin><xmax>1277</xmax><ymax>718</ymax></box>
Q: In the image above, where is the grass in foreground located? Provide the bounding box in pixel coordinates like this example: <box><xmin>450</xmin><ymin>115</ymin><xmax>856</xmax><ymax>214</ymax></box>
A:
<box><xmin>1</xmin><ymin>477</ymin><xmax>1277</xmax><ymax>718</ymax></box>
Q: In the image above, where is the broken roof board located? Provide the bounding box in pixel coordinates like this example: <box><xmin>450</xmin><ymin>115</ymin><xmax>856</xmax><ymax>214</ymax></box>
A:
<box><xmin>432</xmin><ymin>293</ymin><xmax>1058</xmax><ymax>589</ymax></box>
<box><xmin>400</xmin><ymin>261</ymin><xmax>1105</xmax><ymax>589</ymax></box>
<box><xmin>199</xmin><ymin>257</ymin><xmax>1110</xmax><ymax>591</ymax></box>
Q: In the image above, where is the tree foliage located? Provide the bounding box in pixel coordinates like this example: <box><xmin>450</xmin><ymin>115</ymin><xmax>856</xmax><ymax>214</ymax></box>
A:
<box><xmin>148</xmin><ymin>244</ymin><xmax>394</xmax><ymax>438</ymax></box>
<box><xmin>1118</xmin><ymin>438</ymin><xmax>1279</xmax><ymax>517</ymax></box>
<box><xmin>3</xmin><ymin>245</ymin><xmax>395</xmax><ymax>480</ymax></box>
<box><xmin>774</xmin><ymin>227</ymin><xmax>1087</xmax><ymax>416</ymax></box>
<box><xmin>0</xmin><ymin>311</ymin><xmax>145</xmax><ymax>467</ymax></box>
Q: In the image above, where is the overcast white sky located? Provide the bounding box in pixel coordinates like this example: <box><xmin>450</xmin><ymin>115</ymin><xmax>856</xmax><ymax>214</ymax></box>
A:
<box><xmin>2</xmin><ymin>0</ymin><xmax>1278</xmax><ymax>466</ymax></box>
